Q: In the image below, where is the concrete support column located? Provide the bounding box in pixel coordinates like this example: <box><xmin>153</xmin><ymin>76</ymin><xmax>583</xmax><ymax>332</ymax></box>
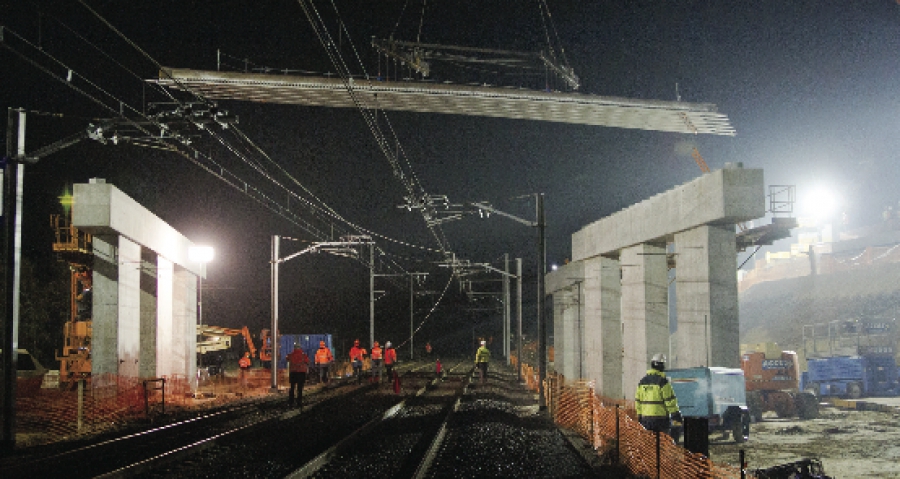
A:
<box><xmin>117</xmin><ymin>236</ymin><xmax>142</xmax><ymax>378</ymax></box>
<box><xmin>173</xmin><ymin>266</ymin><xmax>198</xmax><ymax>383</ymax></box>
<box><xmin>673</xmin><ymin>225</ymin><xmax>740</xmax><ymax>369</ymax></box>
<box><xmin>156</xmin><ymin>257</ymin><xmax>176</xmax><ymax>378</ymax></box>
<box><xmin>621</xmin><ymin>243</ymin><xmax>668</xmax><ymax>399</ymax></box>
<box><xmin>139</xmin><ymin>249</ymin><xmax>158</xmax><ymax>378</ymax></box>
<box><xmin>91</xmin><ymin>235</ymin><xmax>119</xmax><ymax>380</ymax></box>
<box><xmin>552</xmin><ymin>291</ymin><xmax>567</xmax><ymax>377</ymax></box>
<box><xmin>582</xmin><ymin>255</ymin><xmax>623</xmax><ymax>399</ymax></box>
<box><xmin>568</xmin><ymin>283</ymin><xmax>585</xmax><ymax>379</ymax></box>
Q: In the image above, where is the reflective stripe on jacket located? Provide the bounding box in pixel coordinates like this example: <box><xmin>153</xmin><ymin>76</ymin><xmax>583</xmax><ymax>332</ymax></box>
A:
<box><xmin>635</xmin><ymin>369</ymin><xmax>680</xmax><ymax>418</ymax></box>
<box><xmin>371</xmin><ymin>347</ymin><xmax>383</xmax><ymax>360</ymax></box>
<box><xmin>315</xmin><ymin>347</ymin><xmax>333</xmax><ymax>365</ymax></box>
<box><xmin>287</xmin><ymin>350</ymin><xmax>309</xmax><ymax>373</ymax></box>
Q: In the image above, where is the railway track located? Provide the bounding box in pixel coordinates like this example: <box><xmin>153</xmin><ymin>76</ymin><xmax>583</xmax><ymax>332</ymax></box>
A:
<box><xmin>2</xmin><ymin>360</ymin><xmax>605</xmax><ymax>478</ymax></box>
<box><xmin>287</xmin><ymin>359</ymin><xmax>473</xmax><ymax>479</ymax></box>
<box><xmin>0</xmin><ymin>359</ymin><xmax>438</xmax><ymax>479</ymax></box>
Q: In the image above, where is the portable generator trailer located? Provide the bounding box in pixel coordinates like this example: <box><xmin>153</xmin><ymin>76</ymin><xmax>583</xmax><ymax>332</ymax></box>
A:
<box><xmin>667</xmin><ymin>366</ymin><xmax>751</xmax><ymax>444</ymax></box>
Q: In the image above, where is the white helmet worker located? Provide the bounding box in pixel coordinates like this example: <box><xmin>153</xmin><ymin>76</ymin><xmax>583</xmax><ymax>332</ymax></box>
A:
<box><xmin>650</xmin><ymin>353</ymin><xmax>667</xmax><ymax>371</ymax></box>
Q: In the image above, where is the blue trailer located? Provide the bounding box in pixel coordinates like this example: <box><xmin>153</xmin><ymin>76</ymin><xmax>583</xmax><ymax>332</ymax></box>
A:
<box><xmin>667</xmin><ymin>367</ymin><xmax>751</xmax><ymax>443</ymax></box>
<box><xmin>801</xmin><ymin>355</ymin><xmax>899</xmax><ymax>399</ymax></box>
<box><xmin>277</xmin><ymin>334</ymin><xmax>333</xmax><ymax>370</ymax></box>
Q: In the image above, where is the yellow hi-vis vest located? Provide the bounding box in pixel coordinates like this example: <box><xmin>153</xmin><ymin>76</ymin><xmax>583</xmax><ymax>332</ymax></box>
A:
<box><xmin>635</xmin><ymin>369</ymin><xmax>680</xmax><ymax>418</ymax></box>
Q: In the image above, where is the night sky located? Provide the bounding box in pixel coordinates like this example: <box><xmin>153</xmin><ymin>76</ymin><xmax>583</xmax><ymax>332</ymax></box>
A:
<box><xmin>3</xmin><ymin>1</ymin><xmax>900</xmax><ymax>353</ymax></box>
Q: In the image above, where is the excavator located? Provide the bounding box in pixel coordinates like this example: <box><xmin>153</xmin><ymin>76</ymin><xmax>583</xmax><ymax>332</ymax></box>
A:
<box><xmin>197</xmin><ymin>325</ymin><xmax>257</xmax><ymax>358</ymax></box>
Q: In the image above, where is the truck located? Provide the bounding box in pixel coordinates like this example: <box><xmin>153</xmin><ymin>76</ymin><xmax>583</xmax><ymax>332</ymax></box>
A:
<box><xmin>742</xmin><ymin>348</ymin><xmax>818</xmax><ymax>421</ymax></box>
<box><xmin>801</xmin><ymin>355</ymin><xmax>900</xmax><ymax>399</ymax></box>
<box><xmin>667</xmin><ymin>366</ymin><xmax>751</xmax><ymax>443</ymax></box>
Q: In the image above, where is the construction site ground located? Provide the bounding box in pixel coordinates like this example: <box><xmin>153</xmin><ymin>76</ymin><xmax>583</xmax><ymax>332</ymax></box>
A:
<box><xmin>709</xmin><ymin>401</ymin><xmax>900</xmax><ymax>478</ymax></box>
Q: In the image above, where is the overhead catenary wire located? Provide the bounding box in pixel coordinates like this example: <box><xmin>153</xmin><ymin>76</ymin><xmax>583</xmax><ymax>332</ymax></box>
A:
<box><xmin>296</xmin><ymin>0</ymin><xmax>454</xmax><ymax>259</ymax></box>
<box><xmin>9</xmin><ymin>2</ymin><xmax>471</xmax><ymax>325</ymax></box>
<box><xmin>3</xmin><ymin>2</ymin><xmax>450</xmax><ymax>284</ymax></box>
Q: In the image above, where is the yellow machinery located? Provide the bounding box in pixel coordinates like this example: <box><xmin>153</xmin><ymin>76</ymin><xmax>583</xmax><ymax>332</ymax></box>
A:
<box><xmin>51</xmin><ymin>212</ymin><xmax>93</xmax><ymax>387</ymax></box>
<box><xmin>197</xmin><ymin>325</ymin><xmax>257</xmax><ymax>358</ymax></box>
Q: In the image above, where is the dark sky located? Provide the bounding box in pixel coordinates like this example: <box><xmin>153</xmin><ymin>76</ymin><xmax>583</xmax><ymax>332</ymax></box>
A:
<box><xmin>3</xmin><ymin>1</ymin><xmax>900</xmax><ymax>349</ymax></box>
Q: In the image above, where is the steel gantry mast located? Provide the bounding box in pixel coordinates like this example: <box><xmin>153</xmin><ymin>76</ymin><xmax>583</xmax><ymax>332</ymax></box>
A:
<box><xmin>270</xmin><ymin>234</ymin><xmax>373</xmax><ymax>390</ymax></box>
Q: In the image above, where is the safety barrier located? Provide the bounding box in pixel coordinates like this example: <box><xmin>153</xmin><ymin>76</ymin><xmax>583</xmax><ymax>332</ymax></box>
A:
<box><xmin>511</xmin><ymin>357</ymin><xmax>748</xmax><ymax>479</ymax></box>
<box><xmin>11</xmin><ymin>367</ymin><xmax>298</xmax><ymax>448</ymax></box>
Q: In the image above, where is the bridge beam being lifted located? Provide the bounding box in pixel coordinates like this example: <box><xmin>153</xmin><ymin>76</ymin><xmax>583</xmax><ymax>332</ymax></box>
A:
<box><xmin>153</xmin><ymin>68</ymin><xmax>736</xmax><ymax>136</ymax></box>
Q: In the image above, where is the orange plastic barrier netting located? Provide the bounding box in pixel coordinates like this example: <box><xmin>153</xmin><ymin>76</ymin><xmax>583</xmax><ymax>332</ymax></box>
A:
<box><xmin>11</xmin><ymin>368</ymin><xmax>299</xmax><ymax>448</ymax></box>
<box><xmin>510</xmin><ymin>360</ymin><xmax>746</xmax><ymax>479</ymax></box>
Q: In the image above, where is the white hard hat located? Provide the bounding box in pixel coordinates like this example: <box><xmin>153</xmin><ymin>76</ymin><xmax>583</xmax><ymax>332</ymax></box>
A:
<box><xmin>651</xmin><ymin>353</ymin><xmax>667</xmax><ymax>363</ymax></box>
<box><xmin>480</xmin><ymin>340</ymin><xmax>486</xmax><ymax>346</ymax></box>
<box><xmin>385</xmin><ymin>341</ymin><xmax>392</xmax><ymax>348</ymax></box>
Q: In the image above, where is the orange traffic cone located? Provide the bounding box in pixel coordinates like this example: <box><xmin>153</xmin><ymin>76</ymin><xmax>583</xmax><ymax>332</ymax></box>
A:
<box><xmin>392</xmin><ymin>371</ymin><xmax>401</xmax><ymax>394</ymax></box>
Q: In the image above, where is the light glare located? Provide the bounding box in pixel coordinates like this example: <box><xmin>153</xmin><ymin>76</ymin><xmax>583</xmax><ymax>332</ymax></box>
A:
<box><xmin>189</xmin><ymin>245</ymin><xmax>215</xmax><ymax>263</ymax></box>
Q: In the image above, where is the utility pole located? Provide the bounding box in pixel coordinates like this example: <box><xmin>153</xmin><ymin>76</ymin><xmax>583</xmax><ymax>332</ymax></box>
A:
<box><xmin>369</xmin><ymin>243</ymin><xmax>374</xmax><ymax>348</ymax></box>
<box><xmin>270</xmin><ymin>235</ymin><xmax>280</xmax><ymax>392</ymax></box>
<box><xmin>2</xmin><ymin>108</ymin><xmax>26</xmax><ymax>452</ymax></box>
<box><xmin>504</xmin><ymin>254</ymin><xmax>510</xmax><ymax>363</ymax></box>
<box><xmin>410</xmin><ymin>273</ymin><xmax>414</xmax><ymax>360</ymax></box>
<box><xmin>537</xmin><ymin>193</ymin><xmax>547</xmax><ymax>410</ymax></box>
<box><xmin>516</xmin><ymin>257</ymin><xmax>523</xmax><ymax>383</ymax></box>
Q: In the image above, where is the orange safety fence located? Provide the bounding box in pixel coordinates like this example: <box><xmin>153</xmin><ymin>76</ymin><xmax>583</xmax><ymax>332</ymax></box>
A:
<box><xmin>511</xmin><ymin>357</ymin><xmax>747</xmax><ymax>479</ymax></box>
<box><xmin>9</xmin><ymin>367</ymin><xmax>302</xmax><ymax>448</ymax></box>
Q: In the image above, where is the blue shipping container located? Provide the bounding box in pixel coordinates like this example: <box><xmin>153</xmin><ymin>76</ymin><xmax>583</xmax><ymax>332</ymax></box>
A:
<box><xmin>278</xmin><ymin>334</ymin><xmax>333</xmax><ymax>370</ymax></box>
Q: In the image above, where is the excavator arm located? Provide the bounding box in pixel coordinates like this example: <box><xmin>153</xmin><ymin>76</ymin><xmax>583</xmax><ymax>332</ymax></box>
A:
<box><xmin>197</xmin><ymin>325</ymin><xmax>257</xmax><ymax>358</ymax></box>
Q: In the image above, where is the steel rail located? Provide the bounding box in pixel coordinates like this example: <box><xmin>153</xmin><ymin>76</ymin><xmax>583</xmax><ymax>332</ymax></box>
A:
<box><xmin>285</xmin><ymin>360</ymin><xmax>471</xmax><ymax>479</ymax></box>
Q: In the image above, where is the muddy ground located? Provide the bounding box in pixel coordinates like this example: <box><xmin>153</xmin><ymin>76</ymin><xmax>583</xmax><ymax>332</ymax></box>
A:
<box><xmin>708</xmin><ymin>406</ymin><xmax>900</xmax><ymax>478</ymax></box>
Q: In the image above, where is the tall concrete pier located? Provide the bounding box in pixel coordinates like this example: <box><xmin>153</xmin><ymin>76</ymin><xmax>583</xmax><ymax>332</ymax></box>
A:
<box><xmin>73</xmin><ymin>179</ymin><xmax>206</xmax><ymax>386</ymax></box>
<box><xmin>547</xmin><ymin>165</ymin><xmax>765</xmax><ymax>399</ymax></box>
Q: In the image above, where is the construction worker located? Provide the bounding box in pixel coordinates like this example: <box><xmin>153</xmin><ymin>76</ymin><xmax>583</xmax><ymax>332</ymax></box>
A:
<box><xmin>349</xmin><ymin>339</ymin><xmax>367</xmax><ymax>384</ymax></box>
<box><xmin>435</xmin><ymin>358</ymin><xmax>443</xmax><ymax>379</ymax></box>
<box><xmin>384</xmin><ymin>341</ymin><xmax>397</xmax><ymax>384</ymax></box>
<box><xmin>370</xmin><ymin>341</ymin><xmax>383</xmax><ymax>383</ymax></box>
<box><xmin>314</xmin><ymin>340</ymin><xmax>333</xmax><ymax>384</ymax></box>
<box><xmin>425</xmin><ymin>342</ymin><xmax>433</xmax><ymax>356</ymax></box>
<box><xmin>286</xmin><ymin>344</ymin><xmax>309</xmax><ymax>408</ymax></box>
<box><xmin>635</xmin><ymin>353</ymin><xmax>682</xmax><ymax>436</ymax></box>
<box><xmin>239</xmin><ymin>351</ymin><xmax>251</xmax><ymax>388</ymax></box>
<box><xmin>475</xmin><ymin>340</ymin><xmax>490</xmax><ymax>384</ymax></box>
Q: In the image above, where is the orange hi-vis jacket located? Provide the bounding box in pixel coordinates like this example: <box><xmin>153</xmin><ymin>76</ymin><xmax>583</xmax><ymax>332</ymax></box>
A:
<box><xmin>287</xmin><ymin>349</ymin><xmax>309</xmax><ymax>373</ymax></box>
<box><xmin>315</xmin><ymin>346</ymin><xmax>333</xmax><ymax>365</ymax></box>
<box><xmin>239</xmin><ymin>356</ymin><xmax>251</xmax><ymax>369</ymax></box>
<box><xmin>371</xmin><ymin>346</ymin><xmax>383</xmax><ymax>360</ymax></box>
<box><xmin>349</xmin><ymin>346</ymin><xmax>367</xmax><ymax>362</ymax></box>
<box><xmin>384</xmin><ymin>347</ymin><xmax>397</xmax><ymax>365</ymax></box>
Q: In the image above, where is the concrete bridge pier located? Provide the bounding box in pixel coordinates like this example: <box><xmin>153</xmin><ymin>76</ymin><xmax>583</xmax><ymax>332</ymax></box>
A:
<box><xmin>74</xmin><ymin>179</ymin><xmax>204</xmax><ymax>391</ymax></box>
<box><xmin>672</xmin><ymin>225</ymin><xmax>740</xmax><ymax>369</ymax></box>
<box><xmin>620</xmin><ymin>243</ymin><xmax>669</xmax><ymax>397</ymax></box>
